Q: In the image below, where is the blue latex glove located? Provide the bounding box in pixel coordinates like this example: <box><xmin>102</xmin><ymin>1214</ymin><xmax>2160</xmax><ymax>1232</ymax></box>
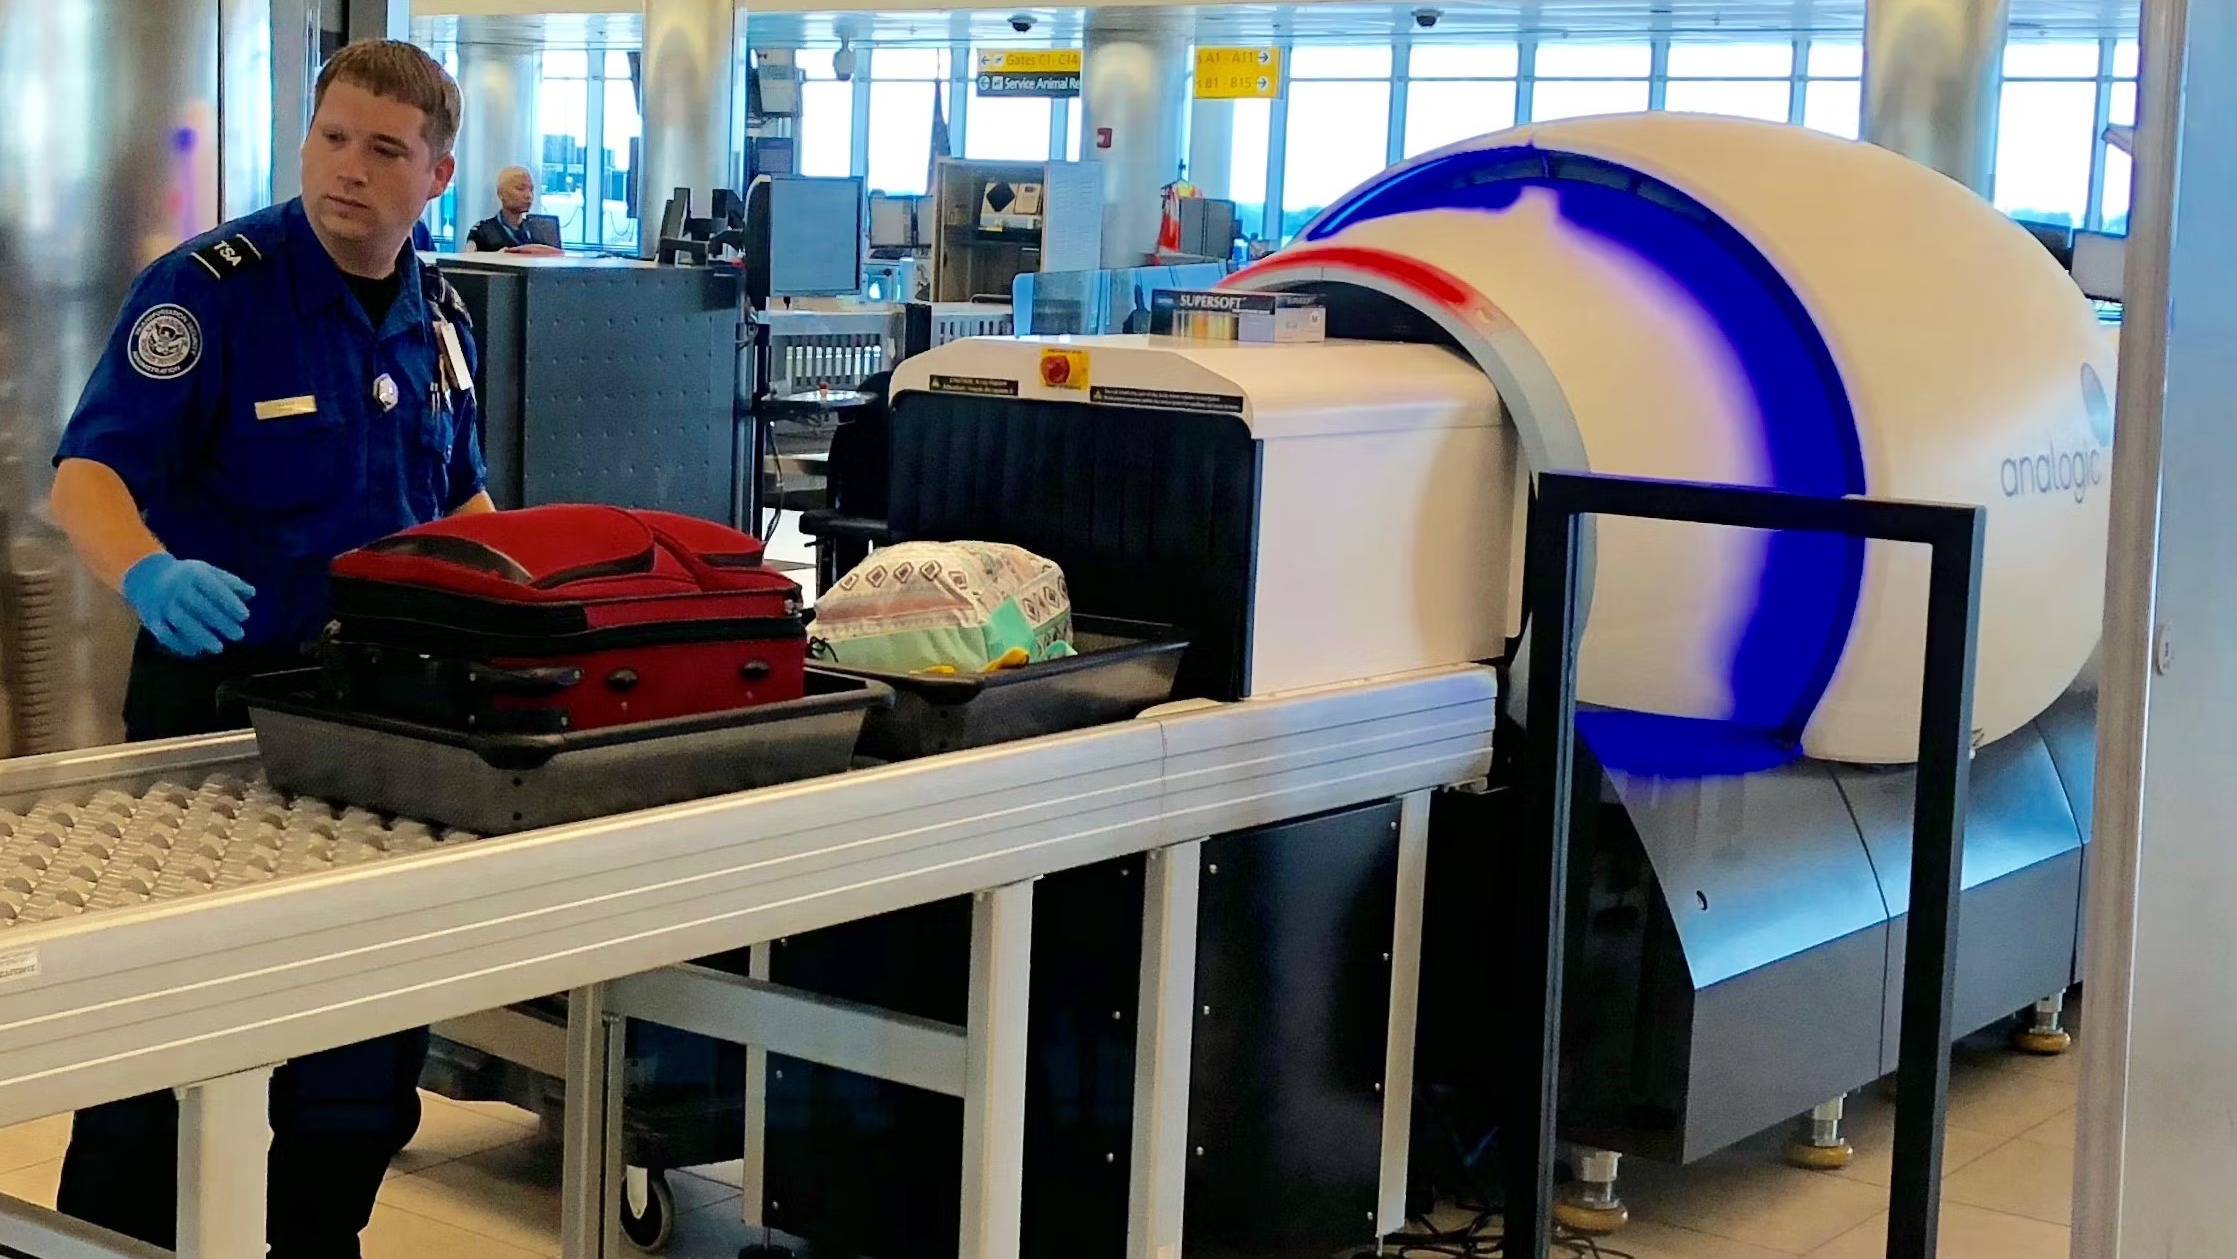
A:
<box><xmin>120</xmin><ymin>553</ymin><xmax>255</xmax><ymax>657</ymax></box>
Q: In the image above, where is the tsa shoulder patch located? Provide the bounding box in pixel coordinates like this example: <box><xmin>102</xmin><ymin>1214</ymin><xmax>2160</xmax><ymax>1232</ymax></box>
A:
<box><xmin>128</xmin><ymin>303</ymin><xmax>202</xmax><ymax>380</ymax></box>
<box><xmin>188</xmin><ymin>233</ymin><xmax>264</xmax><ymax>280</ymax></box>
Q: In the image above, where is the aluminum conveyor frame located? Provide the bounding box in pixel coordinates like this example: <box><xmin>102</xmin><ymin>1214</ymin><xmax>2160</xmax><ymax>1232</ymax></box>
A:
<box><xmin>0</xmin><ymin>666</ymin><xmax>1494</xmax><ymax>1259</ymax></box>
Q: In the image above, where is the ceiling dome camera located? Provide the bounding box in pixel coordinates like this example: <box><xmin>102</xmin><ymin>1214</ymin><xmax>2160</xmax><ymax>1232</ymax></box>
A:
<box><xmin>1011</xmin><ymin>13</ymin><xmax>1036</xmax><ymax>32</ymax></box>
<box><xmin>1414</xmin><ymin>7</ymin><xmax>1443</xmax><ymax>27</ymax></box>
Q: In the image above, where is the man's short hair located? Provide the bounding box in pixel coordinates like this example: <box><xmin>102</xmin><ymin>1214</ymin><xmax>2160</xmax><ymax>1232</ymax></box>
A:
<box><xmin>498</xmin><ymin>165</ymin><xmax>534</xmax><ymax>189</ymax></box>
<box><xmin>314</xmin><ymin>40</ymin><xmax>464</xmax><ymax>159</ymax></box>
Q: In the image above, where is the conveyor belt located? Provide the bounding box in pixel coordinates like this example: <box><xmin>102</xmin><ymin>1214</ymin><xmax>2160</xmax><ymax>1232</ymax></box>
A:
<box><xmin>0</xmin><ymin>775</ymin><xmax>479</xmax><ymax>927</ymax></box>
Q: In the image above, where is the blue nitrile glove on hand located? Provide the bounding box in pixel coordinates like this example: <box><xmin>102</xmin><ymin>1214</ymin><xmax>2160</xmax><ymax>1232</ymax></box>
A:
<box><xmin>120</xmin><ymin>553</ymin><xmax>255</xmax><ymax>657</ymax></box>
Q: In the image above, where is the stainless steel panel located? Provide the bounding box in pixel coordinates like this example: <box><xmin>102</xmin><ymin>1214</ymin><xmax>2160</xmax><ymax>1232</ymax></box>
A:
<box><xmin>1863</xmin><ymin>0</ymin><xmax>2011</xmax><ymax>192</ymax></box>
<box><xmin>1878</xmin><ymin>856</ymin><xmax>2080</xmax><ymax>1073</ymax></box>
<box><xmin>1838</xmin><ymin>723</ymin><xmax>2083</xmax><ymax>902</ymax></box>
<box><xmin>1606</xmin><ymin>763</ymin><xmax>1887</xmax><ymax>989</ymax></box>
<box><xmin>0</xmin><ymin>0</ymin><xmax>223</xmax><ymax>756</ymax></box>
<box><xmin>1683</xmin><ymin>925</ymin><xmax>1887</xmax><ymax>1161</ymax></box>
<box><xmin>2079</xmin><ymin>2</ymin><xmax>2237</xmax><ymax>1254</ymax></box>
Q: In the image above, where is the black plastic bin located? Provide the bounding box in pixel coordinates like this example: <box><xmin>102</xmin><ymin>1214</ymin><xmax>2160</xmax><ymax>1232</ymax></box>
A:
<box><xmin>224</xmin><ymin>667</ymin><xmax>890</xmax><ymax>835</ymax></box>
<box><xmin>811</xmin><ymin>616</ymin><xmax>1190</xmax><ymax>762</ymax></box>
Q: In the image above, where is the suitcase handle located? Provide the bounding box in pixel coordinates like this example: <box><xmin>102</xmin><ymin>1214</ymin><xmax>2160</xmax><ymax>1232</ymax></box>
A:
<box><xmin>466</xmin><ymin>663</ymin><xmax>584</xmax><ymax>695</ymax></box>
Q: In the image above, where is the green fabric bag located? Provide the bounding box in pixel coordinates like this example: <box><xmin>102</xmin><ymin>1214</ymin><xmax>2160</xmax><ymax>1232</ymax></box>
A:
<box><xmin>810</xmin><ymin>541</ymin><xmax>1075</xmax><ymax>674</ymax></box>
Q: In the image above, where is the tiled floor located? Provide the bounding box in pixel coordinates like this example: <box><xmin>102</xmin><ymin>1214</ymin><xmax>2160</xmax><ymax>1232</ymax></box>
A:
<box><xmin>0</xmin><ymin>1032</ymin><xmax>2079</xmax><ymax>1259</ymax></box>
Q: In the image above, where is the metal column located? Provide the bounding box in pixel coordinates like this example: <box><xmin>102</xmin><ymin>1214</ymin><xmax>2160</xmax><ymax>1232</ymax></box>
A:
<box><xmin>638</xmin><ymin>0</ymin><xmax>735</xmax><ymax>258</ymax></box>
<box><xmin>1126</xmin><ymin>841</ymin><xmax>1201</xmax><ymax>1259</ymax></box>
<box><xmin>174</xmin><ymin>1066</ymin><xmax>275</xmax><ymax>1259</ymax></box>
<box><xmin>1081</xmin><ymin>7</ymin><xmax>1192</xmax><ymax>265</ymax></box>
<box><xmin>1863</xmin><ymin>0</ymin><xmax>2011</xmax><ymax>191</ymax></box>
<box><xmin>452</xmin><ymin>40</ymin><xmax>542</xmax><ymax>239</ymax></box>
<box><xmin>959</xmin><ymin>881</ymin><xmax>1034</xmax><ymax>1259</ymax></box>
<box><xmin>2077</xmin><ymin>3</ymin><xmax>2237</xmax><ymax>1257</ymax></box>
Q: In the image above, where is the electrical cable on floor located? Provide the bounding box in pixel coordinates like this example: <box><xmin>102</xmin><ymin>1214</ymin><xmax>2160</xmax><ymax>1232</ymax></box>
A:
<box><xmin>1365</xmin><ymin>1215</ymin><xmax>1641</xmax><ymax>1259</ymax></box>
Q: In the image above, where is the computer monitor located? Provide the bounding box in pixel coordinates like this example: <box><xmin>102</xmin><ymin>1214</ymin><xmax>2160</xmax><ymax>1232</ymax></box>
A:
<box><xmin>869</xmin><ymin>194</ymin><xmax>916</xmax><ymax>248</ymax></box>
<box><xmin>523</xmin><ymin>214</ymin><xmax>562</xmax><ymax>248</ymax></box>
<box><xmin>2015</xmin><ymin>218</ymin><xmax>2076</xmax><ymax>269</ymax></box>
<box><xmin>762</xmin><ymin>176</ymin><xmax>865</xmax><ymax>297</ymax></box>
<box><xmin>2070</xmin><ymin>230</ymin><xmax>2127</xmax><ymax>303</ymax></box>
<box><xmin>658</xmin><ymin>188</ymin><xmax>690</xmax><ymax>245</ymax></box>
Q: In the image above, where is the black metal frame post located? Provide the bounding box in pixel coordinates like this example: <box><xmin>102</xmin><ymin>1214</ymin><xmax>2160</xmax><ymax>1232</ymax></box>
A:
<box><xmin>1510</xmin><ymin>471</ymin><xmax>1985</xmax><ymax>1259</ymax></box>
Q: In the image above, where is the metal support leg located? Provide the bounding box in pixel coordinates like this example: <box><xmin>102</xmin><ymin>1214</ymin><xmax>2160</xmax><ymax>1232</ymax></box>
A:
<box><xmin>1127</xmin><ymin>842</ymin><xmax>1201</xmax><ymax>1259</ymax></box>
<box><xmin>742</xmin><ymin>942</ymin><xmax>773</xmax><ymax>1229</ymax></box>
<box><xmin>174</xmin><ymin>1066</ymin><xmax>274</xmax><ymax>1259</ymax></box>
<box><xmin>1552</xmin><ymin>1148</ymin><xmax>1628</xmax><ymax>1237</ymax></box>
<box><xmin>960</xmin><ymin>881</ymin><xmax>1034</xmax><ymax>1259</ymax></box>
<box><xmin>1787</xmin><ymin>1095</ymin><xmax>1857</xmax><ymax>1170</ymax></box>
<box><xmin>1378</xmin><ymin>791</ymin><xmax>1432</xmax><ymax>1238</ymax></box>
<box><xmin>562</xmin><ymin>983</ymin><xmax>626</xmax><ymax>1259</ymax></box>
<box><xmin>2013</xmin><ymin>991</ymin><xmax>2074</xmax><ymax>1055</ymax></box>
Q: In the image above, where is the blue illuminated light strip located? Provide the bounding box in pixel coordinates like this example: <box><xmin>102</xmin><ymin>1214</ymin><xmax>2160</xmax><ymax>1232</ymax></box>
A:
<box><xmin>1308</xmin><ymin>146</ymin><xmax>1865</xmax><ymax>777</ymax></box>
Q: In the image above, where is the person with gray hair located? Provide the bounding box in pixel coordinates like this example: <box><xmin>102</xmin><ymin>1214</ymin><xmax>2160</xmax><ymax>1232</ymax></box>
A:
<box><xmin>466</xmin><ymin>164</ymin><xmax>561</xmax><ymax>253</ymax></box>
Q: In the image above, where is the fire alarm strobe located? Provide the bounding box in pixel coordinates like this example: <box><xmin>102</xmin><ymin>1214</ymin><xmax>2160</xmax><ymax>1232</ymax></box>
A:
<box><xmin>1096</xmin><ymin>126</ymin><xmax>1113</xmax><ymax>149</ymax></box>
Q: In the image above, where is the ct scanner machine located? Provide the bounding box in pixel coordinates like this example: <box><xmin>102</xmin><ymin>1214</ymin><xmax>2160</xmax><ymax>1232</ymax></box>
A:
<box><xmin>870</xmin><ymin>110</ymin><xmax>2113</xmax><ymax>1242</ymax></box>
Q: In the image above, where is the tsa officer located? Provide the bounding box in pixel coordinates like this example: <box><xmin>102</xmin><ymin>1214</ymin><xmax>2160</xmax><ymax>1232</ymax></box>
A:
<box><xmin>466</xmin><ymin>164</ymin><xmax>563</xmax><ymax>254</ymax></box>
<box><xmin>46</xmin><ymin>39</ymin><xmax>492</xmax><ymax>1258</ymax></box>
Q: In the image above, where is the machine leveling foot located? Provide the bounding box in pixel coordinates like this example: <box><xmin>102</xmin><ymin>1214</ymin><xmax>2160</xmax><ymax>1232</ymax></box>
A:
<box><xmin>1784</xmin><ymin>1095</ymin><xmax>1855</xmax><ymax>1170</ymax></box>
<box><xmin>1553</xmin><ymin>1148</ymin><xmax>1631</xmax><ymax>1235</ymax></box>
<box><xmin>2012</xmin><ymin>992</ymin><xmax>2074</xmax><ymax>1055</ymax></box>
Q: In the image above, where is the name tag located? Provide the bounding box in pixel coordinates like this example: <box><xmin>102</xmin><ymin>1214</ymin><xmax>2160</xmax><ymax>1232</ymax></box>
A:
<box><xmin>252</xmin><ymin>396</ymin><xmax>318</xmax><ymax>421</ymax></box>
<box><xmin>433</xmin><ymin>321</ymin><xmax>474</xmax><ymax>394</ymax></box>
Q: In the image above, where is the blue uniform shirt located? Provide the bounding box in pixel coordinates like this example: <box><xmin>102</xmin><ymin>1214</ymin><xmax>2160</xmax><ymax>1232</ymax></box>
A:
<box><xmin>55</xmin><ymin>198</ymin><xmax>486</xmax><ymax>651</ymax></box>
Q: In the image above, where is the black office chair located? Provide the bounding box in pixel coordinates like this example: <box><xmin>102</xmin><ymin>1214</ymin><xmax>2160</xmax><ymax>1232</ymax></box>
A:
<box><xmin>797</xmin><ymin>370</ymin><xmax>893</xmax><ymax>591</ymax></box>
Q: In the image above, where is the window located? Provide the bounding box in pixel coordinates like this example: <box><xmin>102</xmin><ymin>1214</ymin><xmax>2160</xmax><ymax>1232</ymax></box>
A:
<box><xmin>602</xmin><ymin>52</ymin><xmax>640</xmax><ymax>250</ymax></box>
<box><xmin>1405</xmin><ymin>80</ymin><xmax>1518</xmax><ymax>155</ymax></box>
<box><xmin>1802</xmin><ymin>79</ymin><xmax>1862</xmax><ymax>139</ymax></box>
<box><xmin>2102</xmin><ymin>80</ymin><xmax>2136</xmax><ymax>233</ymax></box>
<box><xmin>1217</xmin><ymin>97</ymin><xmax>1271</xmax><ymax>238</ymax></box>
<box><xmin>1663</xmin><ymin>41</ymin><xmax>1790</xmax><ymax>122</ymax></box>
<box><xmin>1995</xmin><ymin>40</ymin><xmax>2107</xmax><ymax>228</ymax></box>
<box><xmin>1404</xmin><ymin>42</ymin><xmax>1519</xmax><ymax>156</ymax></box>
<box><xmin>797</xmin><ymin>49</ymin><xmax>855</xmax><ymax>178</ymax></box>
<box><xmin>1530</xmin><ymin>42</ymin><xmax>1650</xmax><ymax>121</ymax></box>
<box><xmin>866</xmin><ymin>47</ymin><xmax>949</xmax><ymax>196</ymax></box>
<box><xmin>1532</xmin><ymin>79</ymin><xmax>1649</xmax><ymax>120</ymax></box>
<box><xmin>537</xmin><ymin>51</ymin><xmax>592</xmax><ymax>247</ymax></box>
<box><xmin>1281</xmin><ymin>45</ymin><xmax>1393</xmax><ymax>239</ymax></box>
<box><xmin>967</xmin><ymin>94</ymin><xmax>1053</xmax><ymax>161</ymax></box>
<box><xmin>1800</xmin><ymin>40</ymin><xmax>1863</xmax><ymax>139</ymax></box>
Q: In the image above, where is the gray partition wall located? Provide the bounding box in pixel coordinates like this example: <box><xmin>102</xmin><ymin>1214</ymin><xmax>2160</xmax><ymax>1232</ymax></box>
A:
<box><xmin>438</xmin><ymin>256</ymin><xmax>742</xmax><ymax>522</ymax></box>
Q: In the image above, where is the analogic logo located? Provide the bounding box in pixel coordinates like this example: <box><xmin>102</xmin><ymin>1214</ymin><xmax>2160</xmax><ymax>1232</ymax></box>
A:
<box><xmin>2001</xmin><ymin>362</ymin><xmax>2114</xmax><ymax>504</ymax></box>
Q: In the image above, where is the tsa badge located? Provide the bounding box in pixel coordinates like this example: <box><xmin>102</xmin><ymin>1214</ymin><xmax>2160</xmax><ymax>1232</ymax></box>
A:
<box><xmin>373</xmin><ymin>373</ymin><xmax>399</xmax><ymax>412</ymax></box>
<box><xmin>127</xmin><ymin>304</ymin><xmax>202</xmax><ymax>380</ymax></box>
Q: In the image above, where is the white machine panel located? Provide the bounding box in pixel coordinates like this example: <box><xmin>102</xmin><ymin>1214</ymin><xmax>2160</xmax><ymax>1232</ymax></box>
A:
<box><xmin>892</xmin><ymin>337</ymin><xmax>1520</xmax><ymax>696</ymax></box>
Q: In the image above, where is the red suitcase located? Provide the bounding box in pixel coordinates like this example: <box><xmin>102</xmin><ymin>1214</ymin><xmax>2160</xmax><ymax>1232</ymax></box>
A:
<box><xmin>321</xmin><ymin>505</ymin><xmax>806</xmax><ymax>733</ymax></box>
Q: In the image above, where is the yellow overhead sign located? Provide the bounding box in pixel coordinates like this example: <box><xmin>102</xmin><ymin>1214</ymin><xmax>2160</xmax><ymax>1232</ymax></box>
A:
<box><xmin>1194</xmin><ymin>47</ymin><xmax>1282</xmax><ymax>99</ymax></box>
<box><xmin>977</xmin><ymin>49</ymin><xmax>1082</xmax><ymax>75</ymax></box>
<box><xmin>976</xmin><ymin>49</ymin><xmax>1083</xmax><ymax>97</ymax></box>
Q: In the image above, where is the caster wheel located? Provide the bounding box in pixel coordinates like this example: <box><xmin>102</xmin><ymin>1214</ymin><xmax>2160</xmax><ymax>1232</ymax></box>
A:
<box><xmin>1552</xmin><ymin>1198</ymin><xmax>1630</xmax><ymax>1236</ymax></box>
<box><xmin>621</xmin><ymin>1168</ymin><xmax>677</xmax><ymax>1253</ymax></box>
<box><xmin>1786</xmin><ymin>1139</ymin><xmax>1855</xmax><ymax>1171</ymax></box>
<box><xmin>2013</xmin><ymin>1027</ymin><xmax>2073</xmax><ymax>1056</ymax></box>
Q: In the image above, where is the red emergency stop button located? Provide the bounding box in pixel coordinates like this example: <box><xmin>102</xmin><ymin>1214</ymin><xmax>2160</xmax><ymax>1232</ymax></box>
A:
<box><xmin>1039</xmin><ymin>348</ymin><xmax>1089</xmax><ymax>390</ymax></box>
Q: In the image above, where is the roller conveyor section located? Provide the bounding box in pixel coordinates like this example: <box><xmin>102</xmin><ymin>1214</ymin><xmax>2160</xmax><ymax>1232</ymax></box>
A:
<box><xmin>0</xmin><ymin>776</ymin><xmax>478</xmax><ymax>928</ymax></box>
